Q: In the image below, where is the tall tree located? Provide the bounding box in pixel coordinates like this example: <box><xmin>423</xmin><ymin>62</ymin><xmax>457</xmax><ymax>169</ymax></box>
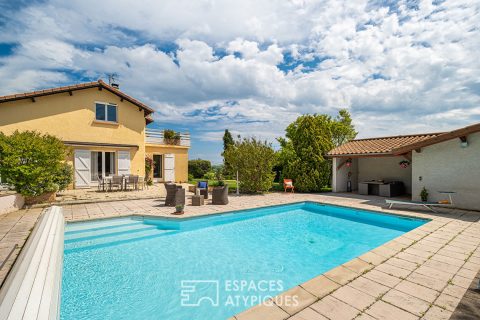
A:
<box><xmin>331</xmin><ymin>109</ymin><xmax>357</xmax><ymax>147</ymax></box>
<box><xmin>222</xmin><ymin>129</ymin><xmax>235</xmax><ymax>177</ymax></box>
<box><xmin>278</xmin><ymin>110</ymin><xmax>357</xmax><ymax>192</ymax></box>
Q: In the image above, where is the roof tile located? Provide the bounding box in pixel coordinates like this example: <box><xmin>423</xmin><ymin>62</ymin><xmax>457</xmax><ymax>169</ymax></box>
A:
<box><xmin>0</xmin><ymin>80</ymin><xmax>154</xmax><ymax>116</ymax></box>
<box><xmin>327</xmin><ymin>133</ymin><xmax>442</xmax><ymax>156</ymax></box>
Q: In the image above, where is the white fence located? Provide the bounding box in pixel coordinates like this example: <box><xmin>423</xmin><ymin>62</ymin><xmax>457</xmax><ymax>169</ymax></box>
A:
<box><xmin>145</xmin><ymin>129</ymin><xmax>190</xmax><ymax>147</ymax></box>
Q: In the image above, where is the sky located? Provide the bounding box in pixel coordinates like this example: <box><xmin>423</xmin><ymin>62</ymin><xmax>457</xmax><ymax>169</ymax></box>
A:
<box><xmin>0</xmin><ymin>0</ymin><xmax>479</xmax><ymax>163</ymax></box>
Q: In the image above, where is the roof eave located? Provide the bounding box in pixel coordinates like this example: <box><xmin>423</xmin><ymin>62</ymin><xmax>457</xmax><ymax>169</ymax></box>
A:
<box><xmin>0</xmin><ymin>80</ymin><xmax>155</xmax><ymax>117</ymax></box>
<box><xmin>391</xmin><ymin>123</ymin><xmax>480</xmax><ymax>154</ymax></box>
<box><xmin>326</xmin><ymin>152</ymin><xmax>394</xmax><ymax>158</ymax></box>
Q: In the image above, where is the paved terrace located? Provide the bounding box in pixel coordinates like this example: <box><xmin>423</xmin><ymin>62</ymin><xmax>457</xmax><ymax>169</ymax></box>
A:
<box><xmin>0</xmin><ymin>193</ymin><xmax>479</xmax><ymax>320</ymax></box>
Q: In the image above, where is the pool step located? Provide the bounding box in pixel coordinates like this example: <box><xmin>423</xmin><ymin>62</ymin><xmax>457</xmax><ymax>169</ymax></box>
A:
<box><xmin>64</xmin><ymin>220</ymin><xmax>176</xmax><ymax>253</ymax></box>
<box><xmin>66</xmin><ymin>218</ymin><xmax>143</xmax><ymax>233</ymax></box>
<box><xmin>65</xmin><ymin>223</ymin><xmax>159</xmax><ymax>243</ymax></box>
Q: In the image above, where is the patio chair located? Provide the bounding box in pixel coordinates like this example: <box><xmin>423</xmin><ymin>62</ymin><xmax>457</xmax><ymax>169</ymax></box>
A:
<box><xmin>283</xmin><ymin>179</ymin><xmax>294</xmax><ymax>193</ymax></box>
<box><xmin>125</xmin><ymin>175</ymin><xmax>139</xmax><ymax>190</ymax></box>
<box><xmin>212</xmin><ymin>185</ymin><xmax>229</xmax><ymax>205</ymax></box>
<box><xmin>197</xmin><ymin>181</ymin><xmax>209</xmax><ymax>199</ymax></box>
<box><xmin>97</xmin><ymin>176</ymin><xmax>106</xmax><ymax>191</ymax></box>
<box><xmin>109</xmin><ymin>175</ymin><xmax>123</xmax><ymax>191</ymax></box>
<box><xmin>137</xmin><ymin>176</ymin><xmax>146</xmax><ymax>190</ymax></box>
<box><xmin>165</xmin><ymin>183</ymin><xmax>185</xmax><ymax>206</ymax></box>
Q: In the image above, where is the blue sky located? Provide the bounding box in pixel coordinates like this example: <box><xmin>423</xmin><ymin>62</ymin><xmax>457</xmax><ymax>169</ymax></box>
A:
<box><xmin>0</xmin><ymin>0</ymin><xmax>479</xmax><ymax>163</ymax></box>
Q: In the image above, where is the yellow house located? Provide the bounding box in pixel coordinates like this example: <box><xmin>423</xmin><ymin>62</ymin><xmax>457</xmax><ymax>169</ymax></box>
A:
<box><xmin>0</xmin><ymin>80</ymin><xmax>190</xmax><ymax>188</ymax></box>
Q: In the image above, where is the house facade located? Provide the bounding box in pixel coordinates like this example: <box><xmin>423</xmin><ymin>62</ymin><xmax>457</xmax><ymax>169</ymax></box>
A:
<box><xmin>0</xmin><ymin>80</ymin><xmax>189</xmax><ymax>188</ymax></box>
<box><xmin>328</xmin><ymin>123</ymin><xmax>480</xmax><ymax>211</ymax></box>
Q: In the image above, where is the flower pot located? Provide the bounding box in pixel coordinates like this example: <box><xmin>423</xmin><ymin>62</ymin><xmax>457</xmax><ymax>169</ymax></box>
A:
<box><xmin>25</xmin><ymin>192</ymin><xmax>56</xmax><ymax>205</ymax></box>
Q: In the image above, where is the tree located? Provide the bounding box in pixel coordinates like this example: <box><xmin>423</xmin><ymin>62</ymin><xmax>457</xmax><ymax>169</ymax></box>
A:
<box><xmin>222</xmin><ymin>129</ymin><xmax>235</xmax><ymax>178</ymax></box>
<box><xmin>278</xmin><ymin>110</ymin><xmax>357</xmax><ymax>192</ymax></box>
<box><xmin>224</xmin><ymin>137</ymin><xmax>276</xmax><ymax>193</ymax></box>
<box><xmin>331</xmin><ymin>109</ymin><xmax>357</xmax><ymax>147</ymax></box>
<box><xmin>188</xmin><ymin>159</ymin><xmax>212</xmax><ymax>178</ymax></box>
<box><xmin>0</xmin><ymin>131</ymin><xmax>73</xmax><ymax>197</ymax></box>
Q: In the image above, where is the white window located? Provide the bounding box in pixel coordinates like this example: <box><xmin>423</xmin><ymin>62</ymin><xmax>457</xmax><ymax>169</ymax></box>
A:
<box><xmin>91</xmin><ymin>151</ymin><xmax>116</xmax><ymax>181</ymax></box>
<box><xmin>95</xmin><ymin>102</ymin><xmax>117</xmax><ymax>123</ymax></box>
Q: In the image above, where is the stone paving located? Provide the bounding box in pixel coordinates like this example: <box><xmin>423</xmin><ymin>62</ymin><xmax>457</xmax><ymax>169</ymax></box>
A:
<box><xmin>0</xmin><ymin>206</ymin><xmax>43</xmax><ymax>284</ymax></box>
<box><xmin>53</xmin><ymin>183</ymin><xmax>170</xmax><ymax>205</ymax></box>
<box><xmin>1</xmin><ymin>192</ymin><xmax>479</xmax><ymax>319</ymax></box>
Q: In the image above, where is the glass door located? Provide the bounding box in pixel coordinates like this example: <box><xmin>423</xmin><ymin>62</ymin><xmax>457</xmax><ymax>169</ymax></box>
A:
<box><xmin>91</xmin><ymin>151</ymin><xmax>116</xmax><ymax>182</ymax></box>
<box><xmin>91</xmin><ymin>152</ymin><xmax>102</xmax><ymax>181</ymax></box>
<box><xmin>153</xmin><ymin>154</ymin><xmax>163</xmax><ymax>180</ymax></box>
<box><xmin>105</xmin><ymin>152</ymin><xmax>116</xmax><ymax>176</ymax></box>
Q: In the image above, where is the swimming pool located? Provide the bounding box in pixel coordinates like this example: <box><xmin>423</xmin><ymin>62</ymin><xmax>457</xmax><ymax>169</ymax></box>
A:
<box><xmin>61</xmin><ymin>202</ymin><xmax>427</xmax><ymax>320</ymax></box>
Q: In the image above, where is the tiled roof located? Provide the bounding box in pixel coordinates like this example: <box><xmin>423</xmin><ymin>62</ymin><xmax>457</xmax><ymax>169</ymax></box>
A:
<box><xmin>327</xmin><ymin>133</ymin><xmax>442</xmax><ymax>156</ymax></box>
<box><xmin>0</xmin><ymin>80</ymin><xmax>154</xmax><ymax>115</ymax></box>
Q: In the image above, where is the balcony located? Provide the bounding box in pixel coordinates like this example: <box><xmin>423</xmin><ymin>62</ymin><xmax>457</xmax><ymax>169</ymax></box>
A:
<box><xmin>145</xmin><ymin>129</ymin><xmax>191</xmax><ymax>147</ymax></box>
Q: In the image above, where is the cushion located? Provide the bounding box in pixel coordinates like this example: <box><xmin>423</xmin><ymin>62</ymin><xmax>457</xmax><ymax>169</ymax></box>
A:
<box><xmin>198</xmin><ymin>181</ymin><xmax>207</xmax><ymax>189</ymax></box>
<box><xmin>285</xmin><ymin>181</ymin><xmax>293</xmax><ymax>187</ymax></box>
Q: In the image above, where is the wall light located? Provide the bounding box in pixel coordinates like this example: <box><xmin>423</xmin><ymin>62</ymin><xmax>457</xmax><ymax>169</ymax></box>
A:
<box><xmin>460</xmin><ymin>136</ymin><xmax>468</xmax><ymax>148</ymax></box>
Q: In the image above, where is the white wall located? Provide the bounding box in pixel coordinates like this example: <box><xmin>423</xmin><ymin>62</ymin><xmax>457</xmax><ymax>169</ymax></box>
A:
<box><xmin>332</xmin><ymin>157</ymin><xmax>358</xmax><ymax>192</ymax></box>
<box><xmin>0</xmin><ymin>193</ymin><xmax>24</xmax><ymax>215</ymax></box>
<box><xmin>412</xmin><ymin>132</ymin><xmax>480</xmax><ymax>211</ymax></box>
<box><xmin>358</xmin><ymin>157</ymin><xmax>412</xmax><ymax>194</ymax></box>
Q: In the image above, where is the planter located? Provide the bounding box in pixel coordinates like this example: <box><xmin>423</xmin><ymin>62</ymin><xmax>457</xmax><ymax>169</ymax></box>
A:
<box><xmin>164</xmin><ymin>138</ymin><xmax>180</xmax><ymax>145</ymax></box>
<box><xmin>173</xmin><ymin>204</ymin><xmax>185</xmax><ymax>215</ymax></box>
<box><xmin>212</xmin><ymin>186</ymin><xmax>229</xmax><ymax>205</ymax></box>
<box><xmin>25</xmin><ymin>192</ymin><xmax>56</xmax><ymax>205</ymax></box>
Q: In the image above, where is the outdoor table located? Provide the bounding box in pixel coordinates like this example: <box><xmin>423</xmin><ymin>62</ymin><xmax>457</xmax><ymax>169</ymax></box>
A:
<box><xmin>192</xmin><ymin>195</ymin><xmax>204</xmax><ymax>206</ymax></box>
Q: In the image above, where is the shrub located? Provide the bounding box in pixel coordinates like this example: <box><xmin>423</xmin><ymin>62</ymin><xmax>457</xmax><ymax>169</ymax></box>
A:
<box><xmin>0</xmin><ymin>131</ymin><xmax>73</xmax><ymax>197</ymax></box>
<box><xmin>224</xmin><ymin>137</ymin><xmax>275</xmax><ymax>193</ymax></box>
<box><xmin>163</xmin><ymin>129</ymin><xmax>180</xmax><ymax>145</ymax></box>
<box><xmin>54</xmin><ymin>163</ymin><xmax>74</xmax><ymax>191</ymax></box>
<box><xmin>420</xmin><ymin>187</ymin><xmax>429</xmax><ymax>202</ymax></box>
<box><xmin>188</xmin><ymin>174</ymin><xmax>194</xmax><ymax>182</ymax></box>
<box><xmin>203</xmin><ymin>171</ymin><xmax>215</xmax><ymax>180</ymax></box>
<box><xmin>145</xmin><ymin>156</ymin><xmax>154</xmax><ymax>185</ymax></box>
<box><xmin>189</xmin><ymin>159</ymin><xmax>212</xmax><ymax>178</ymax></box>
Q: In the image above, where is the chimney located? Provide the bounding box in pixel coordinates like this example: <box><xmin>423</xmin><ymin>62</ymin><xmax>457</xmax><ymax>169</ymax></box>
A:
<box><xmin>108</xmin><ymin>73</ymin><xmax>119</xmax><ymax>89</ymax></box>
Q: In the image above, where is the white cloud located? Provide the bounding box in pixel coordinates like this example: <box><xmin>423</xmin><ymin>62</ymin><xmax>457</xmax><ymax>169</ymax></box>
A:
<box><xmin>0</xmin><ymin>0</ymin><xmax>479</xmax><ymax>162</ymax></box>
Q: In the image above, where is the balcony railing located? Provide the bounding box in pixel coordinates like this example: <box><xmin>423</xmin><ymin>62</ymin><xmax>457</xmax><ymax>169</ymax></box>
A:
<box><xmin>145</xmin><ymin>129</ymin><xmax>191</xmax><ymax>147</ymax></box>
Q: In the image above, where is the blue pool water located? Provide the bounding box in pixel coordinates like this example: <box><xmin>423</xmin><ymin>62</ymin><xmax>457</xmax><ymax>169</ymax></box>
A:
<box><xmin>61</xmin><ymin>202</ymin><xmax>427</xmax><ymax>320</ymax></box>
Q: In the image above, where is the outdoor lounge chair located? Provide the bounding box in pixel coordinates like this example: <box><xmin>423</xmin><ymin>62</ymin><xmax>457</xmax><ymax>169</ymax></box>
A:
<box><xmin>283</xmin><ymin>179</ymin><xmax>294</xmax><ymax>193</ymax></box>
<box><xmin>197</xmin><ymin>181</ymin><xmax>209</xmax><ymax>199</ymax></box>
<box><xmin>165</xmin><ymin>183</ymin><xmax>185</xmax><ymax>206</ymax></box>
<box><xmin>212</xmin><ymin>185</ymin><xmax>229</xmax><ymax>205</ymax></box>
<box><xmin>386</xmin><ymin>191</ymin><xmax>455</xmax><ymax>212</ymax></box>
<box><xmin>386</xmin><ymin>199</ymin><xmax>453</xmax><ymax>213</ymax></box>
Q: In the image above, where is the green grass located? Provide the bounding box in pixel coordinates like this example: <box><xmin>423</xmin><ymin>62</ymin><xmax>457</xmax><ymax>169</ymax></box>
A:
<box><xmin>188</xmin><ymin>178</ymin><xmax>331</xmax><ymax>193</ymax></box>
<box><xmin>189</xmin><ymin>179</ymin><xmax>237</xmax><ymax>188</ymax></box>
